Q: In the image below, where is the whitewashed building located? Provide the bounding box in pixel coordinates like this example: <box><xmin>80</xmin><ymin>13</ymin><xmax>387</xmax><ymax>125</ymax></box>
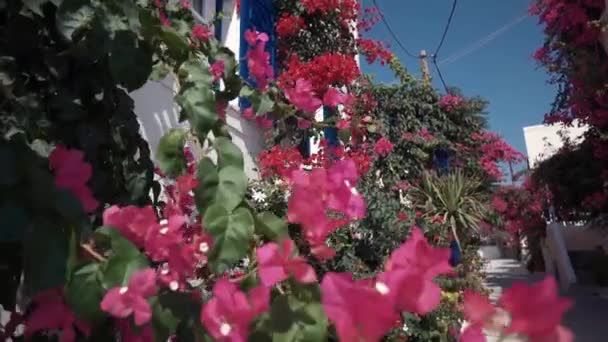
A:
<box><xmin>522</xmin><ymin>121</ymin><xmax>588</xmax><ymax>169</ymax></box>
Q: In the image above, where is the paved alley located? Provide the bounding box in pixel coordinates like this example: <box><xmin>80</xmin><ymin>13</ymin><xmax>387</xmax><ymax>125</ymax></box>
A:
<box><xmin>482</xmin><ymin>258</ymin><xmax>608</xmax><ymax>342</ymax></box>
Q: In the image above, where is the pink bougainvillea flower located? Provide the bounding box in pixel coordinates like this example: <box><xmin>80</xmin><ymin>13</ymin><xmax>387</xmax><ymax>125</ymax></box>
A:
<box><xmin>499</xmin><ymin>276</ymin><xmax>573</xmax><ymax>340</ymax></box>
<box><xmin>373</xmin><ymin>137</ymin><xmax>394</xmax><ymax>157</ymax></box>
<box><xmin>439</xmin><ymin>94</ymin><xmax>463</xmax><ymax>112</ymax></box>
<box><xmin>431</xmin><ymin>215</ymin><xmax>444</xmax><ymax>224</ymax></box>
<box><xmin>159</xmin><ymin>10</ymin><xmax>170</xmax><ymax>26</ymax></box>
<box><xmin>321</xmin><ymin>273</ymin><xmax>398</xmax><ymax>342</ymax></box>
<box><xmin>419</xmin><ymin>128</ymin><xmax>435</xmax><ymax>142</ymax></box>
<box><xmin>144</xmin><ymin>215</ymin><xmax>186</xmax><ymax>262</ymax></box>
<box><xmin>100</xmin><ymin>268</ymin><xmax>157</xmax><ymax>326</ymax></box>
<box><xmin>200</xmin><ymin>279</ymin><xmax>269</xmax><ymax>342</ymax></box>
<box><xmin>459</xmin><ymin>324</ymin><xmax>487</xmax><ymax>342</ymax></box>
<box><xmin>116</xmin><ymin>319</ymin><xmax>154</xmax><ymax>342</ymax></box>
<box><xmin>397</xmin><ymin>212</ymin><xmax>408</xmax><ymax>222</ymax></box>
<box><xmin>256</xmin><ymin>239</ymin><xmax>317</xmax><ymax>286</ymax></box>
<box><xmin>210</xmin><ymin>60</ymin><xmax>225</xmax><ymax>81</ymax></box>
<box><xmin>244</xmin><ymin>29</ymin><xmax>268</xmax><ymax>45</ymax></box>
<box><xmin>386</xmin><ymin>227</ymin><xmax>451</xmax><ymax>277</ymax></box>
<box><xmin>242</xmin><ymin>107</ymin><xmax>255</xmax><ymax>120</ymax></box>
<box><xmin>25</xmin><ymin>288</ymin><xmax>91</xmax><ymax>342</ymax></box>
<box><xmin>287</xmin><ymin>159</ymin><xmax>365</xmax><ymax>259</ymax></box>
<box><xmin>180</xmin><ymin>0</ymin><xmax>191</xmax><ymax>9</ymax></box>
<box><xmin>323</xmin><ymin>87</ymin><xmax>348</xmax><ymax>107</ymax></box>
<box><xmin>460</xmin><ymin>290</ymin><xmax>497</xmax><ymax>341</ymax></box>
<box><xmin>245</xmin><ymin>30</ymin><xmax>273</xmax><ymax>90</ymax></box>
<box><xmin>256</xmin><ymin>116</ymin><xmax>274</xmax><ymax>129</ymax></box>
<box><xmin>192</xmin><ymin>24</ymin><xmax>212</xmax><ymax>41</ymax></box>
<box><xmin>284</xmin><ymin>78</ymin><xmax>323</xmax><ymax>113</ymax></box>
<box><xmin>103</xmin><ymin>205</ymin><xmax>158</xmax><ymax>248</ymax></box>
<box><xmin>381</xmin><ymin>227</ymin><xmax>451</xmax><ymax>314</ymax></box>
<box><xmin>49</xmin><ymin>145</ymin><xmax>98</xmax><ymax>213</ymax></box>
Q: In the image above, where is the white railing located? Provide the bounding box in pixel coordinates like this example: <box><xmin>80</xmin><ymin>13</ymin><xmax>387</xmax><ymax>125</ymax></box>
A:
<box><xmin>544</xmin><ymin>222</ymin><xmax>578</xmax><ymax>291</ymax></box>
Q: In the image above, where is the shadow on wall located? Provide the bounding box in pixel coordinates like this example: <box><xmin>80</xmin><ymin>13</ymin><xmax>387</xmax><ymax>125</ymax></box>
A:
<box><xmin>130</xmin><ymin>76</ymin><xmax>265</xmax><ymax>179</ymax></box>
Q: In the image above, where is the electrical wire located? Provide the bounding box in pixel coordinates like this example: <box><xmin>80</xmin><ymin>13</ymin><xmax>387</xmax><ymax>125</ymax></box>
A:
<box><xmin>430</xmin><ymin>0</ymin><xmax>458</xmax><ymax>94</ymax></box>
<box><xmin>438</xmin><ymin>14</ymin><xmax>527</xmax><ymax>67</ymax></box>
<box><xmin>433</xmin><ymin>0</ymin><xmax>458</xmax><ymax>57</ymax></box>
<box><xmin>432</xmin><ymin>57</ymin><xmax>449</xmax><ymax>94</ymax></box>
<box><xmin>373</xmin><ymin>0</ymin><xmax>418</xmax><ymax>59</ymax></box>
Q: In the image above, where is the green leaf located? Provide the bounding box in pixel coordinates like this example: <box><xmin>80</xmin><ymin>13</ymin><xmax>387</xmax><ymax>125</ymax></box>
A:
<box><xmin>194</xmin><ymin>157</ymin><xmax>218</xmax><ymax>211</ymax></box>
<box><xmin>239</xmin><ymin>85</ymin><xmax>255</xmax><ymax>98</ymax></box>
<box><xmin>255</xmin><ymin>211</ymin><xmax>288</xmax><ymax>241</ymax></box>
<box><xmin>267</xmin><ymin>294</ymin><xmax>328</xmax><ymax>342</ymax></box>
<box><xmin>256</xmin><ymin>93</ymin><xmax>274</xmax><ymax>115</ymax></box>
<box><xmin>23</xmin><ymin>220</ymin><xmax>68</xmax><ymax>295</ymax></box>
<box><xmin>203</xmin><ymin>205</ymin><xmax>254</xmax><ymax>266</ymax></box>
<box><xmin>213</xmin><ymin>137</ymin><xmax>244</xmax><ymax>169</ymax></box>
<box><xmin>0</xmin><ymin>143</ymin><xmax>18</xmax><ymax>186</ymax></box>
<box><xmin>95</xmin><ymin>226</ymin><xmax>149</xmax><ymax>288</ymax></box>
<box><xmin>23</xmin><ymin>0</ymin><xmax>48</xmax><ymax>16</ymax></box>
<box><xmin>216</xmin><ymin>166</ymin><xmax>247</xmax><ymax>212</ymax></box>
<box><xmin>176</xmin><ymin>86</ymin><xmax>217</xmax><ymax>136</ymax></box>
<box><xmin>156</xmin><ymin>128</ymin><xmax>187</xmax><ymax>178</ymax></box>
<box><xmin>181</xmin><ymin>61</ymin><xmax>214</xmax><ymax>85</ymax></box>
<box><xmin>65</xmin><ymin>263</ymin><xmax>105</xmax><ymax>324</ymax></box>
<box><xmin>54</xmin><ymin>188</ymin><xmax>85</xmax><ymax>223</ymax></box>
<box><xmin>109</xmin><ymin>31</ymin><xmax>153</xmax><ymax>91</ymax></box>
<box><xmin>0</xmin><ymin>205</ymin><xmax>27</xmax><ymax>241</ymax></box>
<box><xmin>161</xmin><ymin>27</ymin><xmax>189</xmax><ymax>64</ymax></box>
<box><xmin>338</xmin><ymin>128</ymin><xmax>351</xmax><ymax>144</ymax></box>
<box><xmin>56</xmin><ymin>0</ymin><xmax>96</xmax><ymax>41</ymax></box>
<box><xmin>150</xmin><ymin>296</ymin><xmax>180</xmax><ymax>342</ymax></box>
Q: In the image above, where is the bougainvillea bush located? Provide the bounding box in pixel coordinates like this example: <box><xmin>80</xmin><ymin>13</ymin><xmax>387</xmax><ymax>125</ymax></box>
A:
<box><xmin>531</xmin><ymin>0</ymin><xmax>608</xmax><ymax>213</ymax></box>
<box><xmin>0</xmin><ymin>0</ymin><xmax>576</xmax><ymax>342</ymax></box>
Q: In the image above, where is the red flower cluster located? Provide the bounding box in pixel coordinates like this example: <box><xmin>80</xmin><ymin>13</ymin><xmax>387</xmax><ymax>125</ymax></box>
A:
<box><xmin>258</xmin><ymin>145</ymin><xmax>305</xmax><ymax>178</ymax></box>
<box><xmin>357</xmin><ymin>6</ymin><xmax>381</xmax><ymax>32</ymax></box>
<box><xmin>276</xmin><ymin>14</ymin><xmax>305</xmax><ymax>38</ymax></box>
<box><xmin>300</xmin><ymin>0</ymin><xmax>359</xmax><ymax>22</ymax></box>
<box><xmin>357</xmin><ymin>38</ymin><xmax>393</xmax><ymax>65</ymax></box>
<box><xmin>279</xmin><ymin>53</ymin><xmax>360</xmax><ymax>95</ymax></box>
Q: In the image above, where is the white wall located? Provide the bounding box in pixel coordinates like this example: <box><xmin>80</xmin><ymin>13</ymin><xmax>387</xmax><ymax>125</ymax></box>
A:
<box><xmin>130</xmin><ymin>6</ymin><xmax>265</xmax><ymax>179</ymax></box>
<box><xmin>522</xmin><ymin>121</ymin><xmax>587</xmax><ymax>169</ymax></box>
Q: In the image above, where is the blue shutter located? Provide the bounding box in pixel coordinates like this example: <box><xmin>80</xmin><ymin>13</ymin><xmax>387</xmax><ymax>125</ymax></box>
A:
<box><xmin>434</xmin><ymin>147</ymin><xmax>450</xmax><ymax>174</ymax></box>
<box><xmin>323</xmin><ymin>107</ymin><xmax>339</xmax><ymax>147</ymax></box>
<box><xmin>239</xmin><ymin>0</ymin><xmax>277</xmax><ymax>87</ymax></box>
<box><xmin>449</xmin><ymin>240</ymin><xmax>461</xmax><ymax>266</ymax></box>
<box><xmin>214</xmin><ymin>0</ymin><xmax>223</xmax><ymax>40</ymax></box>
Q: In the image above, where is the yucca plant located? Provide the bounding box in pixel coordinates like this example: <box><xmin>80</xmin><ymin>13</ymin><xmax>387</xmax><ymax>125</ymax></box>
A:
<box><xmin>410</xmin><ymin>170</ymin><xmax>489</xmax><ymax>248</ymax></box>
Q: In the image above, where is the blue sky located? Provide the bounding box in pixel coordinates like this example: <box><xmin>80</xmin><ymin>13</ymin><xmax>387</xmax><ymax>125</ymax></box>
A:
<box><xmin>359</xmin><ymin>0</ymin><xmax>556</xmax><ymax>158</ymax></box>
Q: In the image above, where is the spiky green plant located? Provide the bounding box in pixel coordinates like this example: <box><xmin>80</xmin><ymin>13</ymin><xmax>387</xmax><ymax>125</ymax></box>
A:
<box><xmin>410</xmin><ymin>170</ymin><xmax>489</xmax><ymax>248</ymax></box>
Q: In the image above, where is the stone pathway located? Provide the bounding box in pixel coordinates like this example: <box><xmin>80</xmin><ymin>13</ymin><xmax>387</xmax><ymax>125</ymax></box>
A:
<box><xmin>482</xmin><ymin>258</ymin><xmax>608</xmax><ymax>342</ymax></box>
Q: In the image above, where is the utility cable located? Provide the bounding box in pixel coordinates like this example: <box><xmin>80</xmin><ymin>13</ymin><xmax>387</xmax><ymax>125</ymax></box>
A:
<box><xmin>373</xmin><ymin>0</ymin><xmax>418</xmax><ymax>59</ymax></box>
